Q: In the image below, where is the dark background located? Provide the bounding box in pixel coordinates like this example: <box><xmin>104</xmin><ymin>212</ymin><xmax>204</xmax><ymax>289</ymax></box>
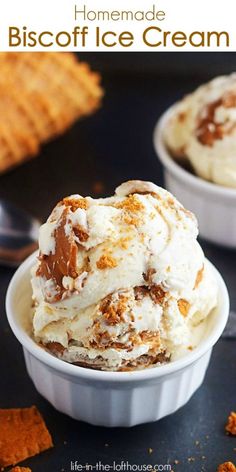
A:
<box><xmin>80</xmin><ymin>53</ymin><xmax>236</xmax><ymax>78</ymax></box>
<box><xmin>0</xmin><ymin>53</ymin><xmax>236</xmax><ymax>472</ymax></box>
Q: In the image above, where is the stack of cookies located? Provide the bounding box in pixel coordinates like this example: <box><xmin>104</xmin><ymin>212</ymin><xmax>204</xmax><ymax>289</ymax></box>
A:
<box><xmin>0</xmin><ymin>52</ymin><xmax>103</xmax><ymax>173</ymax></box>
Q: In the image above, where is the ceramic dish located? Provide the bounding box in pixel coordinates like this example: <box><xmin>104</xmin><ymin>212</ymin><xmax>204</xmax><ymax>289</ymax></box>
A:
<box><xmin>6</xmin><ymin>252</ymin><xmax>229</xmax><ymax>427</ymax></box>
<box><xmin>154</xmin><ymin>107</ymin><xmax>236</xmax><ymax>248</ymax></box>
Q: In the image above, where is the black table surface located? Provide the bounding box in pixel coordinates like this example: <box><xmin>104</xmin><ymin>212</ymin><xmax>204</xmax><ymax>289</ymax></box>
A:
<box><xmin>0</xmin><ymin>70</ymin><xmax>236</xmax><ymax>472</ymax></box>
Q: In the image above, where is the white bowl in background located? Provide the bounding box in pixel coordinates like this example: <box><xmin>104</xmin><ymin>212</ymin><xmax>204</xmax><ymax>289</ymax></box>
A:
<box><xmin>6</xmin><ymin>253</ymin><xmax>229</xmax><ymax>427</ymax></box>
<box><xmin>154</xmin><ymin>108</ymin><xmax>236</xmax><ymax>248</ymax></box>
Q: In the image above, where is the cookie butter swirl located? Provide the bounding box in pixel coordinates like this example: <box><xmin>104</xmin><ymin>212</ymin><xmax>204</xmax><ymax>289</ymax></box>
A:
<box><xmin>31</xmin><ymin>180</ymin><xmax>218</xmax><ymax>371</ymax></box>
<box><xmin>197</xmin><ymin>93</ymin><xmax>236</xmax><ymax>146</ymax></box>
<box><xmin>164</xmin><ymin>74</ymin><xmax>236</xmax><ymax>187</ymax></box>
<box><xmin>37</xmin><ymin>199</ymin><xmax>89</xmax><ymax>302</ymax></box>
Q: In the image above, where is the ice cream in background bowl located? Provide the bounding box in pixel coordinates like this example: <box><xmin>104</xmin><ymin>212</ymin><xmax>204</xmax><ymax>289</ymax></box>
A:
<box><xmin>6</xmin><ymin>180</ymin><xmax>229</xmax><ymax>426</ymax></box>
<box><xmin>163</xmin><ymin>74</ymin><xmax>236</xmax><ymax>188</ymax></box>
<box><xmin>154</xmin><ymin>74</ymin><xmax>236</xmax><ymax>248</ymax></box>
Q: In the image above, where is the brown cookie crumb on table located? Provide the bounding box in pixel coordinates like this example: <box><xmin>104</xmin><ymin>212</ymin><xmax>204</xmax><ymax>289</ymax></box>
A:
<box><xmin>0</xmin><ymin>406</ymin><xmax>53</xmax><ymax>468</ymax></box>
<box><xmin>10</xmin><ymin>467</ymin><xmax>32</xmax><ymax>472</ymax></box>
<box><xmin>217</xmin><ymin>462</ymin><xmax>236</xmax><ymax>472</ymax></box>
<box><xmin>226</xmin><ymin>411</ymin><xmax>236</xmax><ymax>435</ymax></box>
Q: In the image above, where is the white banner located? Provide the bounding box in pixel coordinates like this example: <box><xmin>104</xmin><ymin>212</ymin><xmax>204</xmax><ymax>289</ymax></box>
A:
<box><xmin>0</xmin><ymin>0</ymin><xmax>235</xmax><ymax>51</ymax></box>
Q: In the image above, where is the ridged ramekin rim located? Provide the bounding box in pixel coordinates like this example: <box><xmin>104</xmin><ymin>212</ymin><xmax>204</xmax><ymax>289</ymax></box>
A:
<box><xmin>6</xmin><ymin>252</ymin><xmax>229</xmax><ymax>383</ymax></box>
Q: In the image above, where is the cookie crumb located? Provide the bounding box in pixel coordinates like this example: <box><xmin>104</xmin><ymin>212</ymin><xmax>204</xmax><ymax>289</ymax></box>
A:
<box><xmin>96</xmin><ymin>254</ymin><xmax>118</xmax><ymax>270</ymax></box>
<box><xmin>226</xmin><ymin>412</ymin><xmax>236</xmax><ymax>436</ymax></box>
<box><xmin>217</xmin><ymin>462</ymin><xmax>236</xmax><ymax>472</ymax></box>
<box><xmin>0</xmin><ymin>406</ymin><xmax>53</xmax><ymax>468</ymax></box>
<box><xmin>10</xmin><ymin>468</ymin><xmax>32</xmax><ymax>472</ymax></box>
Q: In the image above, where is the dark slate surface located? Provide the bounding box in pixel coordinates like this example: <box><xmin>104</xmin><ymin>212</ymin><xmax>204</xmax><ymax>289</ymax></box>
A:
<box><xmin>0</xmin><ymin>65</ymin><xmax>236</xmax><ymax>472</ymax></box>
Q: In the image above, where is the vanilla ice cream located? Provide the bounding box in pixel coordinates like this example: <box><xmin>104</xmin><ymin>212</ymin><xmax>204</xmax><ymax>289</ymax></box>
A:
<box><xmin>31</xmin><ymin>180</ymin><xmax>218</xmax><ymax>371</ymax></box>
<box><xmin>164</xmin><ymin>74</ymin><xmax>236</xmax><ymax>188</ymax></box>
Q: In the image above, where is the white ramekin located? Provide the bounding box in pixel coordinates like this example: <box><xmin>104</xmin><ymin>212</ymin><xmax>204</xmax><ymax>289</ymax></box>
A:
<box><xmin>154</xmin><ymin>108</ymin><xmax>236</xmax><ymax>248</ymax></box>
<box><xmin>6</xmin><ymin>253</ymin><xmax>229</xmax><ymax>427</ymax></box>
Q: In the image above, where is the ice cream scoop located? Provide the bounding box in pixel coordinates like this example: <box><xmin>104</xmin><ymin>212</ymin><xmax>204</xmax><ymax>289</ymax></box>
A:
<box><xmin>31</xmin><ymin>180</ymin><xmax>218</xmax><ymax>371</ymax></box>
<box><xmin>163</xmin><ymin>74</ymin><xmax>236</xmax><ymax>188</ymax></box>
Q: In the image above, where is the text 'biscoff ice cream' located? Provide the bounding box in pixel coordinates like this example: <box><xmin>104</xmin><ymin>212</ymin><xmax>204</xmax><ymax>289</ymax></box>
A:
<box><xmin>164</xmin><ymin>74</ymin><xmax>236</xmax><ymax>188</ymax></box>
<box><xmin>31</xmin><ymin>180</ymin><xmax>218</xmax><ymax>371</ymax></box>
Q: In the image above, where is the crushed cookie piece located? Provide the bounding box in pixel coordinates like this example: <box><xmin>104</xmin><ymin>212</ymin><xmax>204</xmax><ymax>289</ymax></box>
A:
<box><xmin>178</xmin><ymin>299</ymin><xmax>190</xmax><ymax>317</ymax></box>
<box><xmin>217</xmin><ymin>462</ymin><xmax>236</xmax><ymax>472</ymax></box>
<box><xmin>115</xmin><ymin>236</ymin><xmax>132</xmax><ymax>250</ymax></box>
<box><xmin>118</xmin><ymin>350</ymin><xmax>170</xmax><ymax>371</ymax></box>
<box><xmin>150</xmin><ymin>285</ymin><xmax>166</xmax><ymax>304</ymax></box>
<box><xmin>139</xmin><ymin>330</ymin><xmax>161</xmax><ymax>347</ymax></box>
<box><xmin>10</xmin><ymin>468</ymin><xmax>32</xmax><ymax>472</ymax></box>
<box><xmin>123</xmin><ymin>214</ymin><xmax>141</xmax><ymax>226</ymax></box>
<box><xmin>90</xmin><ymin>330</ymin><xmax>113</xmax><ymax>349</ymax></box>
<box><xmin>115</xmin><ymin>194</ymin><xmax>145</xmax><ymax>212</ymax></box>
<box><xmin>0</xmin><ymin>406</ymin><xmax>53</xmax><ymax>468</ymax></box>
<box><xmin>100</xmin><ymin>294</ymin><xmax>128</xmax><ymax>326</ymax></box>
<box><xmin>226</xmin><ymin>412</ymin><xmax>236</xmax><ymax>435</ymax></box>
<box><xmin>96</xmin><ymin>254</ymin><xmax>118</xmax><ymax>270</ymax></box>
<box><xmin>104</xmin><ymin>305</ymin><xmax>122</xmax><ymax>326</ymax></box>
<box><xmin>62</xmin><ymin>196</ymin><xmax>88</xmax><ymax>211</ymax></box>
